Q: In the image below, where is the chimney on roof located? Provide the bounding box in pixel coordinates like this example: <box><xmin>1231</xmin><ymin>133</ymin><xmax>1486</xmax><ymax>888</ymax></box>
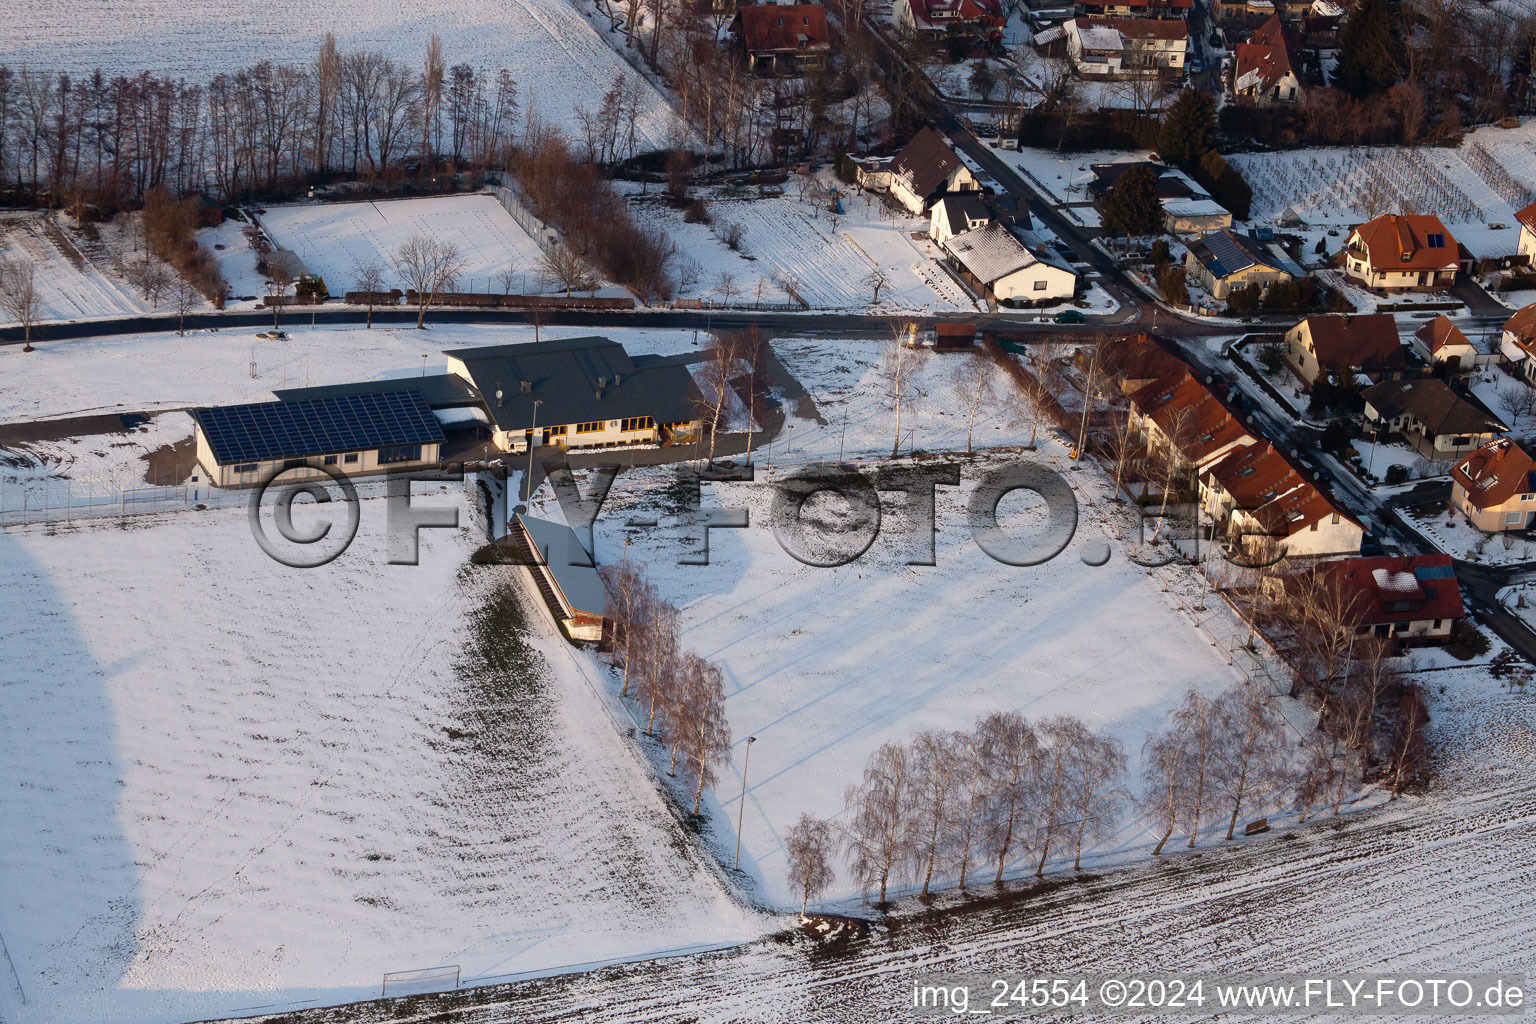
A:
<box><xmin>597</xmin><ymin>376</ymin><xmax>608</xmax><ymax>389</ymax></box>
<box><xmin>519</xmin><ymin>380</ymin><xmax>531</xmax><ymax>394</ymax></box>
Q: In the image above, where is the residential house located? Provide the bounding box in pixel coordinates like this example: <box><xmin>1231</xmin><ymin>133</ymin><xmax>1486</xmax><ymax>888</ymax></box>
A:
<box><xmin>191</xmin><ymin>390</ymin><xmax>445</xmax><ymax>488</ymax></box>
<box><xmin>1183</xmin><ymin>228</ymin><xmax>1305</xmax><ymax>300</ymax></box>
<box><xmin>1316</xmin><ymin>554</ymin><xmax>1465</xmax><ymax>644</ymax></box>
<box><xmin>1231</xmin><ymin>15</ymin><xmax>1303</xmax><ymax>103</ymax></box>
<box><xmin>1283</xmin><ymin>312</ymin><xmax>1406</xmax><ymax>388</ymax></box>
<box><xmin>1500</xmin><ymin>302</ymin><xmax>1536</xmax><ymax>382</ymax></box>
<box><xmin>1200</xmin><ymin>441</ymin><xmax>1365</xmax><ymax>557</ymax></box>
<box><xmin>729</xmin><ymin>4</ymin><xmax>833</xmax><ymax>74</ymax></box>
<box><xmin>886</xmin><ymin>126</ymin><xmax>982</xmax><ymax>215</ymax></box>
<box><xmin>1410</xmin><ymin>315</ymin><xmax>1487</xmax><ymax>372</ymax></box>
<box><xmin>1517</xmin><ymin>201</ymin><xmax>1536</xmax><ymax>263</ymax></box>
<box><xmin>929</xmin><ymin>193</ymin><xmax>991</xmax><ymax>247</ymax></box>
<box><xmin>1090</xmin><ymin>162</ymin><xmax>1231</xmax><ymax>233</ymax></box>
<box><xmin>443</xmin><ymin>337</ymin><xmax>704</xmax><ymax>454</ymax></box>
<box><xmin>942</xmin><ymin>221</ymin><xmax>1078</xmax><ymax>307</ymax></box>
<box><xmin>1076</xmin><ymin>0</ymin><xmax>1193</xmax><ymax>16</ymax></box>
<box><xmin>1450</xmin><ymin>437</ymin><xmax>1536</xmax><ymax>532</ymax></box>
<box><xmin>1343</xmin><ymin>214</ymin><xmax>1463</xmax><ymax>291</ymax></box>
<box><xmin>893</xmin><ymin>0</ymin><xmax>1004</xmax><ymax>41</ymax></box>
<box><xmin>1064</xmin><ymin>17</ymin><xmax>1188</xmax><ymax>78</ymax></box>
<box><xmin>1360</xmin><ymin>378</ymin><xmax>1507</xmax><ymax>461</ymax></box>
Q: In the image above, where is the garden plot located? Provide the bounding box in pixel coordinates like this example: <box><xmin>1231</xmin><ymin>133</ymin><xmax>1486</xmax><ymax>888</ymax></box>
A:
<box><xmin>1408</xmin><ymin>505</ymin><xmax>1536</xmax><ymax>564</ymax></box>
<box><xmin>256</xmin><ymin>195</ymin><xmax>614</xmax><ymax>298</ymax></box>
<box><xmin>626</xmin><ymin>180</ymin><xmax>975</xmax><ymax>312</ymax></box>
<box><xmin>994</xmin><ymin>146</ymin><xmax>1155</xmax><ymax>206</ymax></box>
<box><xmin>0</xmin><ymin>213</ymin><xmax>149</xmax><ymax>324</ymax></box>
<box><xmin>1230</xmin><ymin>120</ymin><xmax>1536</xmax><ymax>256</ymax></box>
<box><xmin>576</xmin><ymin>338</ymin><xmax>1257</xmax><ymax>909</ymax></box>
<box><xmin>0</xmin><ymin>495</ymin><xmax>766</xmax><ymax>1024</ymax></box>
<box><xmin>0</xmin><ymin>0</ymin><xmax>684</xmax><ymax>150</ymax></box>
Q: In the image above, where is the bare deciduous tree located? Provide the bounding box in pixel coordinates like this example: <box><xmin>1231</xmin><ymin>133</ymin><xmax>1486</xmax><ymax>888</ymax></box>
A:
<box><xmin>947</xmin><ymin>728</ymin><xmax>989</xmax><ymax>889</ymax></box>
<box><xmin>170</xmin><ymin>275</ymin><xmax>199</xmax><ymax>336</ymax></box>
<box><xmin>844</xmin><ymin>741</ymin><xmax>913</xmax><ymax>906</ymax></box>
<box><xmin>674</xmin><ymin>653</ymin><xmax>731</xmax><ymax>815</ymax></box>
<box><xmin>392</xmin><ymin>235</ymin><xmax>467</xmax><ymax>328</ymax></box>
<box><xmin>598</xmin><ymin>560</ymin><xmax>653</xmax><ymax>698</ymax></box>
<box><xmin>1068</xmin><ymin>729</ymin><xmax>1127</xmax><ymax>871</ymax></box>
<box><xmin>950</xmin><ymin>352</ymin><xmax>996</xmax><ymax>454</ymax></box>
<box><xmin>538</xmin><ymin>241</ymin><xmax>596</xmax><ymax>298</ymax></box>
<box><xmin>1212</xmin><ymin>685</ymin><xmax>1289</xmax><ymax>840</ymax></box>
<box><xmin>353</xmin><ymin>259</ymin><xmax>388</xmax><ymax>329</ymax></box>
<box><xmin>265</xmin><ymin>266</ymin><xmax>293</xmax><ymax>329</ymax></box>
<box><xmin>785</xmin><ymin>814</ymin><xmax>835</xmax><ymax>918</ymax></box>
<box><xmin>882</xmin><ymin>321</ymin><xmax>927</xmax><ymax>458</ymax></box>
<box><xmin>1031</xmin><ymin>716</ymin><xmax>1083</xmax><ymax>877</ymax></box>
<box><xmin>978</xmin><ymin>710</ymin><xmax>1039</xmax><ymax>884</ymax></box>
<box><xmin>695</xmin><ymin>333</ymin><xmax>743</xmax><ymax>466</ymax></box>
<box><xmin>0</xmin><ymin>260</ymin><xmax>41</xmax><ymax>352</ymax></box>
<box><xmin>1141</xmin><ymin>727</ymin><xmax>1191</xmax><ymax>855</ymax></box>
<box><xmin>865</xmin><ymin>267</ymin><xmax>891</xmax><ymax>304</ymax></box>
<box><xmin>908</xmin><ymin>730</ymin><xmax>958</xmax><ymax>897</ymax></box>
<box><xmin>1171</xmin><ymin>690</ymin><xmax>1219</xmax><ymax>848</ymax></box>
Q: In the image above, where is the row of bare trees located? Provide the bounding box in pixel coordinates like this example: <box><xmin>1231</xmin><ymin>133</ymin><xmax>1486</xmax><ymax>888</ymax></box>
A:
<box><xmin>0</xmin><ymin>34</ymin><xmax>521</xmax><ymax>206</ymax></box>
<box><xmin>599</xmin><ymin>561</ymin><xmax>732</xmax><ymax>814</ymax></box>
<box><xmin>841</xmin><ymin>712</ymin><xmax>1127</xmax><ymax>904</ymax></box>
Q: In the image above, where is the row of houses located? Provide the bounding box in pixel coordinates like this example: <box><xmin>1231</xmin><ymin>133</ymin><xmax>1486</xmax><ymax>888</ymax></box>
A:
<box><xmin>1104</xmin><ymin>334</ymin><xmax>1465</xmax><ymax>644</ymax></box>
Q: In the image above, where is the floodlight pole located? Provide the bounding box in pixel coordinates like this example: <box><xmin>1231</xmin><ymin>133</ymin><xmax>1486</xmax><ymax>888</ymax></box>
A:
<box><xmin>526</xmin><ymin>399</ymin><xmax>543</xmax><ymax>503</ymax></box>
<box><xmin>734</xmin><ymin>736</ymin><xmax>756</xmax><ymax>871</ymax></box>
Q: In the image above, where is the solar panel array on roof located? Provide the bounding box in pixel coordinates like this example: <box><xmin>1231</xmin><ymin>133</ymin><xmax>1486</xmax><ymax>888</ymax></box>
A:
<box><xmin>1201</xmin><ymin>231</ymin><xmax>1256</xmax><ymax>278</ymax></box>
<box><xmin>192</xmin><ymin>390</ymin><xmax>445</xmax><ymax>465</ymax></box>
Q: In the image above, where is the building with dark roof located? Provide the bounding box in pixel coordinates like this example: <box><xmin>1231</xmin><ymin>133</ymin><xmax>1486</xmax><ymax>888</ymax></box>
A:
<box><xmin>886</xmin><ymin>126</ymin><xmax>983</xmax><ymax>215</ymax></box>
<box><xmin>1089</xmin><ymin>162</ymin><xmax>1231</xmax><ymax>233</ymax></box>
<box><xmin>510</xmin><ymin>513</ymin><xmax>610</xmax><ymax>642</ymax></box>
<box><xmin>1184</xmin><ymin>228</ymin><xmax>1304</xmax><ymax>300</ymax></box>
<box><xmin>728</xmin><ymin>4</ymin><xmax>832</xmax><ymax>74</ymax></box>
<box><xmin>443</xmin><ymin>337</ymin><xmax>704</xmax><ymax>454</ymax></box>
<box><xmin>1451</xmin><ymin>438</ymin><xmax>1536</xmax><ymax>532</ymax></box>
<box><xmin>1283</xmin><ymin>312</ymin><xmax>1406</xmax><ymax>388</ymax></box>
<box><xmin>1361</xmin><ymin>378</ymin><xmax>1507</xmax><ymax>461</ymax></box>
<box><xmin>929</xmin><ymin>194</ymin><xmax>991</xmax><ymax>246</ymax></box>
<box><xmin>191</xmin><ymin>390</ymin><xmax>446</xmax><ymax>488</ymax></box>
<box><xmin>274</xmin><ymin>373</ymin><xmax>483</xmax><ymax>410</ymax></box>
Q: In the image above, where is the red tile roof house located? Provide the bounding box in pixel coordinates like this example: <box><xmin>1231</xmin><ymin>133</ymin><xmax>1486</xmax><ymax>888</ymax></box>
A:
<box><xmin>1231</xmin><ymin>15</ymin><xmax>1304</xmax><ymax>103</ymax></box>
<box><xmin>1315</xmin><ymin>554</ymin><xmax>1466</xmax><ymax>645</ymax></box>
<box><xmin>893</xmin><ymin>0</ymin><xmax>1004</xmax><ymax>41</ymax></box>
<box><xmin>1450</xmin><ymin>438</ymin><xmax>1536</xmax><ymax>532</ymax></box>
<box><xmin>1343</xmin><ymin>213</ymin><xmax>1465</xmax><ymax>291</ymax></box>
<box><xmin>1411</xmin><ymin>314</ymin><xmax>1484</xmax><ymax>372</ymax></box>
<box><xmin>1498</xmin><ymin>302</ymin><xmax>1536</xmax><ymax>383</ymax></box>
<box><xmin>1283</xmin><ymin>312</ymin><xmax>1407</xmax><ymax>389</ymax></box>
<box><xmin>729</xmin><ymin>4</ymin><xmax>832</xmax><ymax>74</ymax></box>
<box><xmin>1516</xmin><ymin>201</ymin><xmax>1536</xmax><ymax>263</ymax></box>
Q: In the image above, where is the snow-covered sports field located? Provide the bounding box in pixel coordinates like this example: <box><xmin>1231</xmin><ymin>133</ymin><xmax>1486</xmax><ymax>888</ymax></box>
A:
<box><xmin>0</xmin><ymin>0</ymin><xmax>683</xmax><ymax>150</ymax></box>
<box><xmin>257</xmin><ymin>195</ymin><xmax>582</xmax><ymax>298</ymax></box>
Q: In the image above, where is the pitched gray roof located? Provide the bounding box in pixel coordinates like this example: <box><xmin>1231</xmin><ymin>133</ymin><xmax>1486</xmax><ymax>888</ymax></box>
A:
<box><xmin>443</xmin><ymin>337</ymin><xmax>704</xmax><ymax>433</ymax></box>
<box><xmin>944</xmin><ymin>222</ymin><xmax>1041</xmax><ymax>284</ymax></box>
<box><xmin>891</xmin><ymin>126</ymin><xmax>965</xmax><ymax>203</ymax></box>
<box><xmin>934</xmin><ymin>194</ymin><xmax>991</xmax><ymax>237</ymax></box>
<box><xmin>1362</xmin><ymin>378</ymin><xmax>1508</xmax><ymax>437</ymax></box>
<box><xmin>517</xmin><ymin>513</ymin><xmax>609</xmax><ymax>615</ymax></box>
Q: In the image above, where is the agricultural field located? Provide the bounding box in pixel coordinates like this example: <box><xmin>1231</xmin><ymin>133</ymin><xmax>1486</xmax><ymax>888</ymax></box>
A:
<box><xmin>0</xmin><ymin>325</ymin><xmax>777</xmax><ymax>1024</ymax></box>
<box><xmin>1230</xmin><ymin>120</ymin><xmax>1536</xmax><ymax>257</ymax></box>
<box><xmin>255</xmin><ymin>194</ymin><xmax>614</xmax><ymax>298</ymax></box>
<box><xmin>0</xmin><ymin>0</ymin><xmax>684</xmax><ymax>150</ymax></box>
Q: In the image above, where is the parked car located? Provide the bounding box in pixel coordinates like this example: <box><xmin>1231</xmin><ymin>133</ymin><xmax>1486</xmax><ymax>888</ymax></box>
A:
<box><xmin>1361</xmin><ymin>533</ymin><xmax>1385</xmax><ymax>556</ymax></box>
<box><xmin>1054</xmin><ymin>310</ymin><xmax>1086</xmax><ymax>324</ymax></box>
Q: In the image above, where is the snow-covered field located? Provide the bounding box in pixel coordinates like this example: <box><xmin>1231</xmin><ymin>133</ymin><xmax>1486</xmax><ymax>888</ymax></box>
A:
<box><xmin>0</xmin><ymin>213</ymin><xmax>151</xmax><ymax>324</ymax></box>
<box><xmin>1231</xmin><ymin>120</ymin><xmax>1536</xmax><ymax>256</ymax></box>
<box><xmin>626</xmin><ymin>180</ymin><xmax>976</xmax><ymax>312</ymax></box>
<box><xmin>994</xmin><ymin>147</ymin><xmax>1154</xmax><ymax>206</ymax></box>
<box><xmin>256</xmin><ymin>195</ymin><xmax>597</xmax><ymax>298</ymax></box>
<box><xmin>573</xmin><ymin>339</ymin><xmax>1263</xmax><ymax>908</ymax></box>
<box><xmin>0</xmin><ymin>0</ymin><xmax>683</xmax><ymax>150</ymax></box>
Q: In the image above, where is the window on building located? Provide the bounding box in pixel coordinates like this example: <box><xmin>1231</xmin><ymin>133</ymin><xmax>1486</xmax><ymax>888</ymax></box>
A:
<box><xmin>323</xmin><ymin>455</ymin><xmax>338</xmax><ymax>466</ymax></box>
<box><xmin>344</xmin><ymin>453</ymin><xmax>359</xmax><ymax>464</ymax></box>
<box><xmin>575</xmin><ymin>421</ymin><xmax>604</xmax><ymax>434</ymax></box>
<box><xmin>283</xmin><ymin>458</ymin><xmax>306</xmax><ymax>469</ymax></box>
<box><xmin>1033</xmin><ymin>280</ymin><xmax>1048</xmax><ymax>291</ymax></box>
<box><xmin>234</xmin><ymin>463</ymin><xmax>257</xmax><ymax>474</ymax></box>
<box><xmin>378</xmin><ymin>444</ymin><xmax>423</xmax><ymax>464</ymax></box>
<box><xmin>621</xmin><ymin>416</ymin><xmax>655</xmax><ymax>432</ymax></box>
<box><xmin>545</xmin><ymin>425</ymin><xmax>567</xmax><ymax>437</ymax></box>
<box><xmin>1507</xmin><ymin>511</ymin><xmax>1525</xmax><ymax>525</ymax></box>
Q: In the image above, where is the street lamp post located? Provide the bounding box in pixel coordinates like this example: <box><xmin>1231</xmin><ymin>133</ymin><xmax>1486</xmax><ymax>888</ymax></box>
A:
<box><xmin>526</xmin><ymin>399</ymin><xmax>543</xmax><ymax>504</ymax></box>
<box><xmin>734</xmin><ymin>736</ymin><xmax>756</xmax><ymax>871</ymax></box>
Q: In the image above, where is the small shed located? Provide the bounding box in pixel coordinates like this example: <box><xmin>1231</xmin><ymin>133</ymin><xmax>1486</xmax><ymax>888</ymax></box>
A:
<box><xmin>934</xmin><ymin>323</ymin><xmax>978</xmax><ymax>351</ymax></box>
<box><xmin>513</xmin><ymin>514</ymin><xmax>609</xmax><ymax>643</ymax></box>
